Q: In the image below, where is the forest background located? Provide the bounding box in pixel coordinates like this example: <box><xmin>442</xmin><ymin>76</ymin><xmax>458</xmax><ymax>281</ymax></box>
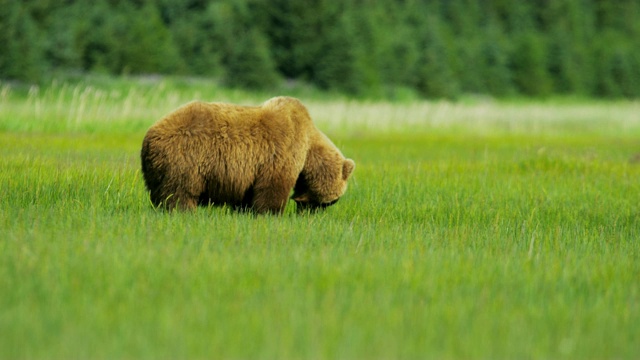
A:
<box><xmin>2</xmin><ymin>0</ymin><xmax>639</xmax><ymax>99</ymax></box>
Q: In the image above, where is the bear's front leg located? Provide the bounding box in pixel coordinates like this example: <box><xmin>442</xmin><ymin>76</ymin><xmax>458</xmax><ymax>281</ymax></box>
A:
<box><xmin>251</xmin><ymin>175</ymin><xmax>295</xmax><ymax>214</ymax></box>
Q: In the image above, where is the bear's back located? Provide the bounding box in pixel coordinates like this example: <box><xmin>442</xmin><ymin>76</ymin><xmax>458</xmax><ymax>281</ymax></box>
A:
<box><xmin>143</xmin><ymin>98</ymin><xmax>314</xmax><ymax>177</ymax></box>
<box><xmin>151</xmin><ymin>99</ymin><xmax>311</xmax><ymax>141</ymax></box>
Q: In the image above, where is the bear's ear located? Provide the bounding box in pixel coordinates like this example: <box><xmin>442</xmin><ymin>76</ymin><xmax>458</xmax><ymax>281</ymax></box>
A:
<box><xmin>342</xmin><ymin>159</ymin><xmax>355</xmax><ymax>180</ymax></box>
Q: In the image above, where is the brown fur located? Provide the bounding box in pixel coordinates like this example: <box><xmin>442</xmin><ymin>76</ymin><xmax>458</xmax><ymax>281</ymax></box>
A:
<box><xmin>140</xmin><ymin>96</ymin><xmax>355</xmax><ymax>214</ymax></box>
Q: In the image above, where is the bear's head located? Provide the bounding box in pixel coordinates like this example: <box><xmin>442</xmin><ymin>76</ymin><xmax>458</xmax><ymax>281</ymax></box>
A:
<box><xmin>292</xmin><ymin>136</ymin><xmax>355</xmax><ymax>212</ymax></box>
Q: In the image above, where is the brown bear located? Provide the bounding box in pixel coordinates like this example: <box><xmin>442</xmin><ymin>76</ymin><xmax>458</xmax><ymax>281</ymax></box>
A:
<box><xmin>140</xmin><ymin>96</ymin><xmax>355</xmax><ymax>214</ymax></box>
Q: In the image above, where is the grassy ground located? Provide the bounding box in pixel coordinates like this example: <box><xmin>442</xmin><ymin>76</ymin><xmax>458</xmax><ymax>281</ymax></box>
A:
<box><xmin>1</xmin><ymin>77</ymin><xmax>639</xmax><ymax>359</ymax></box>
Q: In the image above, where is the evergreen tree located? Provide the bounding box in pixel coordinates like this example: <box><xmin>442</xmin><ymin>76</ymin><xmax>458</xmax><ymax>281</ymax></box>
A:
<box><xmin>76</xmin><ymin>1</ymin><xmax>126</xmax><ymax>73</ymax></box>
<box><xmin>511</xmin><ymin>32</ymin><xmax>551</xmax><ymax>96</ymax></box>
<box><xmin>415</xmin><ymin>14</ymin><xmax>459</xmax><ymax>98</ymax></box>
<box><xmin>266</xmin><ymin>0</ymin><xmax>343</xmax><ymax>80</ymax></box>
<box><xmin>2</xmin><ymin>0</ymin><xmax>640</xmax><ymax>98</ymax></box>
<box><xmin>479</xmin><ymin>19</ymin><xmax>513</xmax><ymax>96</ymax></box>
<box><xmin>379</xmin><ymin>18</ymin><xmax>420</xmax><ymax>92</ymax></box>
<box><xmin>75</xmin><ymin>1</ymin><xmax>183</xmax><ymax>75</ymax></box>
<box><xmin>314</xmin><ymin>13</ymin><xmax>365</xmax><ymax>95</ymax></box>
<box><xmin>170</xmin><ymin>13</ymin><xmax>223</xmax><ymax>76</ymax></box>
<box><xmin>224</xmin><ymin>28</ymin><xmax>280</xmax><ymax>89</ymax></box>
<box><xmin>41</xmin><ymin>4</ymin><xmax>84</xmax><ymax>71</ymax></box>
<box><xmin>117</xmin><ymin>3</ymin><xmax>184</xmax><ymax>74</ymax></box>
<box><xmin>443</xmin><ymin>0</ymin><xmax>485</xmax><ymax>94</ymax></box>
<box><xmin>594</xmin><ymin>31</ymin><xmax>639</xmax><ymax>98</ymax></box>
<box><xmin>0</xmin><ymin>0</ymin><xmax>44</xmax><ymax>81</ymax></box>
<box><xmin>217</xmin><ymin>0</ymin><xmax>279</xmax><ymax>89</ymax></box>
<box><xmin>543</xmin><ymin>0</ymin><xmax>596</xmax><ymax>95</ymax></box>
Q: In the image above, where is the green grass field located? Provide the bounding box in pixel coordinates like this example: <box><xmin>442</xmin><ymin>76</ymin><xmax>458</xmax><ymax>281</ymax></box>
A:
<box><xmin>1</xmin><ymin>77</ymin><xmax>639</xmax><ymax>359</ymax></box>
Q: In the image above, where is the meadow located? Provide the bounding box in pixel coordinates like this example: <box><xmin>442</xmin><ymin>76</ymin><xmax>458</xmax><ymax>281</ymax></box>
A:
<box><xmin>1</xmin><ymin>76</ymin><xmax>639</xmax><ymax>359</ymax></box>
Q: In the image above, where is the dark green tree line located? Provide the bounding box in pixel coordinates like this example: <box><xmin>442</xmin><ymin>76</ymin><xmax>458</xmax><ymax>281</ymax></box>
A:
<box><xmin>2</xmin><ymin>0</ymin><xmax>639</xmax><ymax>98</ymax></box>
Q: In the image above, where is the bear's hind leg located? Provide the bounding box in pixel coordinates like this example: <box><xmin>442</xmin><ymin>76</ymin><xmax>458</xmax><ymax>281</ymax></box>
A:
<box><xmin>153</xmin><ymin>179</ymin><xmax>201</xmax><ymax>212</ymax></box>
<box><xmin>163</xmin><ymin>190</ymin><xmax>198</xmax><ymax>211</ymax></box>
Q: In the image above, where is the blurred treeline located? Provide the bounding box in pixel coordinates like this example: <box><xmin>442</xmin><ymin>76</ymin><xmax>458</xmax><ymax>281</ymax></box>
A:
<box><xmin>2</xmin><ymin>0</ymin><xmax>639</xmax><ymax>98</ymax></box>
